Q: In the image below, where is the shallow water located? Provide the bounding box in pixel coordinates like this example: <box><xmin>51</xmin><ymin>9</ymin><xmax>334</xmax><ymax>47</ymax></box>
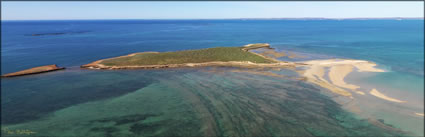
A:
<box><xmin>1</xmin><ymin>68</ymin><xmax>410</xmax><ymax>136</ymax></box>
<box><xmin>344</xmin><ymin>71</ymin><xmax>424</xmax><ymax>135</ymax></box>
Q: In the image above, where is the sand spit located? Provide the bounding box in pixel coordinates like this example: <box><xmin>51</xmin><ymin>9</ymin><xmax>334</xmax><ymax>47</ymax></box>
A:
<box><xmin>300</xmin><ymin>59</ymin><xmax>406</xmax><ymax>103</ymax></box>
<box><xmin>329</xmin><ymin>65</ymin><xmax>360</xmax><ymax>90</ymax></box>
<box><xmin>301</xmin><ymin>64</ymin><xmax>352</xmax><ymax>97</ymax></box>
<box><xmin>299</xmin><ymin>59</ymin><xmax>388</xmax><ymax>97</ymax></box>
<box><xmin>369</xmin><ymin>89</ymin><xmax>406</xmax><ymax>103</ymax></box>
<box><xmin>1</xmin><ymin>64</ymin><xmax>65</xmax><ymax>78</ymax></box>
<box><xmin>415</xmin><ymin>113</ymin><xmax>424</xmax><ymax>117</ymax></box>
<box><xmin>355</xmin><ymin>91</ymin><xmax>366</xmax><ymax>95</ymax></box>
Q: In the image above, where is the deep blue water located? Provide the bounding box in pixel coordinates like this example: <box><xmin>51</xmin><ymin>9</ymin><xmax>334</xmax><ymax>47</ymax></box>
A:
<box><xmin>2</xmin><ymin>20</ymin><xmax>423</xmax><ymax>76</ymax></box>
<box><xmin>1</xmin><ymin>19</ymin><xmax>424</xmax><ymax>136</ymax></box>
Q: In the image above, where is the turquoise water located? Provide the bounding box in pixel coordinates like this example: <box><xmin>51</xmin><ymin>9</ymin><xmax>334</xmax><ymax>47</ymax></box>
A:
<box><xmin>1</xmin><ymin>19</ymin><xmax>423</xmax><ymax>136</ymax></box>
<box><xmin>1</xmin><ymin>68</ymin><xmax>409</xmax><ymax>136</ymax></box>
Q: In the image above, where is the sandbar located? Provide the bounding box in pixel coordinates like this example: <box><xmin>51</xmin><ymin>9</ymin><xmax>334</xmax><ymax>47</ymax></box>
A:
<box><xmin>369</xmin><ymin>88</ymin><xmax>406</xmax><ymax>103</ymax></box>
<box><xmin>328</xmin><ymin>65</ymin><xmax>360</xmax><ymax>90</ymax></box>
<box><xmin>301</xmin><ymin>64</ymin><xmax>352</xmax><ymax>96</ymax></box>
<box><xmin>300</xmin><ymin>59</ymin><xmax>386</xmax><ymax>97</ymax></box>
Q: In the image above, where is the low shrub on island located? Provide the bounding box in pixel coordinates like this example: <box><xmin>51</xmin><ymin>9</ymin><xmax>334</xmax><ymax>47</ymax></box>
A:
<box><xmin>101</xmin><ymin>47</ymin><xmax>276</xmax><ymax>66</ymax></box>
<box><xmin>81</xmin><ymin>43</ymin><xmax>288</xmax><ymax>69</ymax></box>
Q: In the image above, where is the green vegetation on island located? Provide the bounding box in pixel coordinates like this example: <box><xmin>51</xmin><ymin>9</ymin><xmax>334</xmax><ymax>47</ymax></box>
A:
<box><xmin>101</xmin><ymin>47</ymin><xmax>276</xmax><ymax>66</ymax></box>
<box><xmin>81</xmin><ymin>43</ymin><xmax>282</xmax><ymax>69</ymax></box>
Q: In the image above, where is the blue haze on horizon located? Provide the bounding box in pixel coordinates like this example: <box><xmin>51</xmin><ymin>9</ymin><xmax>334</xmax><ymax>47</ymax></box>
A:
<box><xmin>1</xmin><ymin>2</ymin><xmax>424</xmax><ymax>20</ymax></box>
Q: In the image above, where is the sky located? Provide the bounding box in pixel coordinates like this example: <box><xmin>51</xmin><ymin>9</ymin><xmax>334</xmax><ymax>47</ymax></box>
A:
<box><xmin>1</xmin><ymin>2</ymin><xmax>424</xmax><ymax>20</ymax></box>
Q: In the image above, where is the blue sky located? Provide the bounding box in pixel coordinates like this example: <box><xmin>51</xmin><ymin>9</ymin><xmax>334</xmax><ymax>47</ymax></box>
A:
<box><xmin>1</xmin><ymin>2</ymin><xmax>424</xmax><ymax>20</ymax></box>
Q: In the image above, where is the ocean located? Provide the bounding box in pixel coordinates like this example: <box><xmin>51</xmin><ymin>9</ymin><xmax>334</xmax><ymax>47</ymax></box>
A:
<box><xmin>1</xmin><ymin>19</ymin><xmax>423</xmax><ymax>136</ymax></box>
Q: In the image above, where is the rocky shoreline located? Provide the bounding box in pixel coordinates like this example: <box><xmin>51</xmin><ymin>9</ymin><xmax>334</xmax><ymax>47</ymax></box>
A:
<box><xmin>81</xmin><ymin>60</ymin><xmax>300</xmax><ymax>70</ymax></box>
<box><xmin>1</xmin><ymin>64</ymin><xmax>65</xmax><ymax>78</ymax></box>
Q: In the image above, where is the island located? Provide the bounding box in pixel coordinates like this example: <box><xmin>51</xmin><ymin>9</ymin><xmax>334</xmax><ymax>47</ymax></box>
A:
<box><xmin>1</xmin><ymin>64</ymin><xmax>65</xmax><ymax>78</ymax></box>
<box><xmin>27</xmin><ymin>31</ymin><xmax>90</xmax><ymax>36</ymax></box>
<box><xmin>81</xmin><ymin>43</ymin><xmax>298</xmax><ymax>69</ymax></box>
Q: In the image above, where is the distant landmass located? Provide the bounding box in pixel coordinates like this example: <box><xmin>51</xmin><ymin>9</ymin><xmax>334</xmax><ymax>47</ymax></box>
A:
<box><xmin>2</xmin><ymin>17</ymin><xmax>423</xmax><ymax>21</ymax></box>
<box><xmin>235</xmin><ymin>17</ymin><xmax>424</xmax><ymax>20</ymax></box>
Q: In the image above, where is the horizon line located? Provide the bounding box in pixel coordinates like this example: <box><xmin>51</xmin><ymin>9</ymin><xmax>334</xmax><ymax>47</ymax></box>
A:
<box><xmin>2</xmin><ymin>17</ymin><xmax>424</xmax><ymax>21</ymax></box>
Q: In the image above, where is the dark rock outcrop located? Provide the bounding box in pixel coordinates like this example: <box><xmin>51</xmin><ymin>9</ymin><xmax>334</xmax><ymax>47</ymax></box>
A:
<box><xmin>1</xmin><ymin>64</ymin><xmax>65</xmax><ymax>78</ymax></box>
